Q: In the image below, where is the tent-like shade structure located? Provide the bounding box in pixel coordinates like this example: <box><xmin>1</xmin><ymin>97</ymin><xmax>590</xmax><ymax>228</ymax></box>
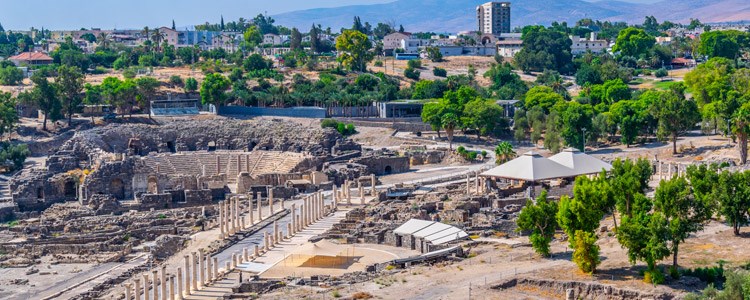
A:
<box><xmin>548</xmin><ymin>148</ymin><xmax>613</xmax><ymax>176</ymax></box>
<box><xmin>393</xmin><ymin>219</ymin><xmax>469</xmax><ymax>246</ymax></box>
<box><xmin>480</xmin><ymin>151</ymin><xmax>577</xmax><ymax>182</ymax></box>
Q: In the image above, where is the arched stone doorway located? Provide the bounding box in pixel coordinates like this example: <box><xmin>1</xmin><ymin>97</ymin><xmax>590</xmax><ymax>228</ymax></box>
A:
<box><xmin>110</xmin><ymin>178</ymin><xmax>125</xmax><ymax>199</ymax></box>
<box><xmin>147</xmin><ymin>176</ymin><xmax>159</xmax><ymax>194</ymax></box>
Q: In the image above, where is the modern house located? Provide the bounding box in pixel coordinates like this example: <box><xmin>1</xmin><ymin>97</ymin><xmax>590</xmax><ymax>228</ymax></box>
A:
<box><xmin>9</xmin><ymin>52</ymin><xmax>54</xmax><ymax>66</ymax></box>
<box><xmin>476</xmin><ymin>2</ymin><xmax>511</xmax><ymax>35</ymax></box>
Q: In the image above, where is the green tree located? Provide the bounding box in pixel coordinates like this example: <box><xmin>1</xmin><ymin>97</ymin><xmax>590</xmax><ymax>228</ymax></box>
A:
<box><xmin>514</xmin><ymin>27</ymin><xmax>573</xmax><ymax>73</ymax></box>
<box><xmin>0</xmin><ymin>66</ymin><xmax>23</xmax><ymax>86</ymax></box>
<box><xmin>0</xmin><ymin>92</ymin><xmax>18</xmax><ymax>138</ymax></box>
<box><xmin>421</xmin><ymin>102</ymin><xmax>443</xmax><ymax>138</ymax></box>
<box><xmin>653</xmin><ymin>176</ymin><xmax>712</xmax><ymax>268</ymax></box>
<box><xmin>29</xmin><ymin>73</ymin><xmax>61</xmax><ymax>131</ymax></box>
<box><xmin>462</xmin><ymin>98</ymin><xmax>505</xmax><ymax>139</ymax></box>
<box><xmin>200</xmin><ymin>73</ymin><xmax>231</xmax><ymax>106</ymax></box>
<box><xmin>612</xmin><ymin>27</ymin><xmax>656</xmax><ymax>57</ymax></box>
<box><xmin>517</xmin><ymin>191</ymin><xmax>559</xmax><ymax>257</ymax></box>
<box><xmin>243</xmin><ymin>53</ymin><xmax>270</xmax><ymax>72</ymax></box>
<box><xmin>733</xmin><ymin>100</ymin><xmax>750</xmax><ymax>164</ymax></box>
<box><xmin>557</xmin><ymin>176</ymin><xmax>606</xmax><ymax>247</ymax></box>
<box><xmin>426</xmin><ymin>46</ymin><xmax>443</xmax><ymax>62</ymax></box>
<box><xmin>698</xmin><ymin>30</ymin><xmax>748</xmax><ymax>60</ymax></box>
<box><xmin>617</xmin><ymin>200</ymin><xmax>671</xmax><ymax>282</ymax></box>
<box><xmin>290</xmin><ymin>28</ymin><xmax>302</xmax><ymax>51</ymax></box>
<box><xmin>184</xmin><ymin>77</ymin><xmax>198</xmax><ymax>95</ymax></box>
<box><xmin>56</xmin><ymin>65</ymin><xmax>85</xmax><ymax>124</ymax></box>
<box><xmin>494</xmin><ymin>141</ymin><xmax>516</xmax><ymax>164</ymax></box>
<box><xmin>609</xmin><ymin>100</ymin><xmax>641</xmax><ymax>147</ymax></box>
<box><xmin>441</xmin><ymin>112</ymin><xmax>459</xmax><ymax>150</ymax></box>
<box><xmin>559</xmin><ymin>101</ymin><xmax>594</xmax><ymax>151</ymax></box>
<box><xmin>135</xmin><ymin>77</ymin><xmax>161</xmax><ymax>115</ymax></box>
<box><xmin>524</xmin><ymin>86</ymin><xmax>564</xmax><ymax>114</ymax></box>
<box><xmin>243</xmin><ymin>26</ymin><xmax>263</xmax><ymax>50</ymax></box>
<box><xmin>653</xmin><ymin>85</ymin><xmax>700</xmax><ymax>154</ymax></box>
<box><xmin>716</xmin><ymin>170</ymin><xmax>750</xmax><ymax>236</ymax></box>
<box><xmin>335</xmin><ymin>30</ymin><xmax>373</xmax><ymax>72</ymax></box>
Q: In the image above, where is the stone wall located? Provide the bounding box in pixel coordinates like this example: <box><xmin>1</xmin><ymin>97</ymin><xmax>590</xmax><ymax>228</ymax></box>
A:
<box><xmin>350</xmin><ymin>156</ymin><xmax>410</xmax><ymax>175</ymax></box>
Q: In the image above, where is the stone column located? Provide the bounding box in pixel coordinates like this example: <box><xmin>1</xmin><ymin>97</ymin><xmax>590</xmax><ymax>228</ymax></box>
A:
<box><xmin>658</xmin><ymin>161</ymin><xmax>663</xmax><ymax>180</ymax></box>
<box><xmin>298</xmin><ymin>204</ymin><xmax>304</xmax><ymax>231</ymax></box>
<box><xmin>371</xmin><ymin>174</ymin><xmax>377</xmax><ymax>196</ymax></box>
<box><xmin>249</xmin><ymin>198</ymin><xmax>255</xmax><ymax>225</ymax></box>
<box><xmin>254</xmin><ymin>244</ymin><xmax>260</xmax><ymax>257</ymax></box>
<box><xmin>291</xmin><ymin>204</ymin><xmax>297</xmax><ymax>234</ymax></box>
<box><xmin>206</xmin><ymin>255</ymin><xmax>213</xmax><ymax>283</ymax></box>
<box><xmin>183</xmin><ymin>256</ymin><xmax>191</xmax><ymax>296</ymax></box>
<box><xmin>134</xmin><ymin>278</ymin><xmax>142</xmax><ymax>300</ymax></box>
<box><xmin>231</xmin><ymin>253</ymin><xmax>237</xmax><ymax>269</ymax></box>
<box><xmin>287</xmin><ymin>223</ymin><xmax>293</xmax><ymax>239</ymax></box>
<box><xmin>152</xmin><ymin>270</ymin><xmax>159</xmax><ymax>300</ymax></box>
<box><xmin>296</xmin><ymin>215</ymin><xmax>302</xmax><ymax>232</ymax></box>
<box><xmin>191</xmin><ymin>252</ymin><xmax>198</xmax><ymax>291</ymax></box>
<box><xmin>199</xmin><ymin>249</ymin><xmax>206</xmax><ymax>288</ymax></box>
<box><xmin>273</xmin><ymin>221</ymin><xmax>279</xmax><ymax>245</ymax></box>
<box><xmin>257</xmin><ymin>196</ymin><xmax>263</xmax><ymax>220</ymax></box>
<box><xmin>668</xmin><ymin>163</ymin><xmax>673</xmax><ymax>178</ymax></box>
<box><xmin>224</xmin><ymin>261</ymin><xmax>230</xmax><ymax>274</ymax></box>
<box><xmin>359</xmin><ymin>183</ymin><xmax>365</xmax><ymax>204</ymax></box>
<box><xmin>268</xmin><ymin>188</ymin><xmax>274</xmax><ymax>216</ymax></box>
<box><xmin>234</xmin><ymin>197</ymin><xmax>240</xmax><ymax>230</ymax></box>
<box><xmin>125</xmin><ymin>283</ymin><xmax>133</xmax><ymax>300</ymax></box>
<box><xmin>237</xmin><ymin>154</ymin><xmax>242</xmax><ymax>173</ymax></box>
<box><xmin>466</xmin><ymin>174</ymin><xmax>470</xmax><ymax>194</ymax></box>
<box><xmin>212</xmin><ymin>257</ymin><xmax>218</xmax><ymax>280</ymax></box>
<box><xmin>219</xmin><ymin>201</ymin><xmax>225</xmax><ymax>238</ymax></box>
<box><xmin>332</xmin><ymin>185</ymin><xmax>338</xmax><ymax>205</ymax></box>
<box><xmin>177</xmin><ymin>267</ymin><xmax>183</xmax><ymax>300</ymax></box>
<box><xmin>346</xmin><ymin>181</ymin><xmax>352</xmax><ymax>206</ymax></box>
<box><xmin>243</xmin><ymin>247</ymin><xmax>249</xmax><ymax>262</ymax></box>
<box><xmin>160</xmin><ymin>266</ymin><xmax>167</xmax><ymax>300</ymax></box>
<box><xmin>263</xmin><ymin>232</ymin><xmax>269</xmax><ymax>252</ymax></box>
<box><xmin>142</xmin><ymin>274</ymin><xmax>150</xmax><ymax>300</ymax></box>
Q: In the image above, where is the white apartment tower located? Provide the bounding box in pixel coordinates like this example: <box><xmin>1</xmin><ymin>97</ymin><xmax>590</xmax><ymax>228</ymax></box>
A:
<box><xmin>477</xmin><ymin>2</ymin><xmax>511</xmax><ymax>35</ymax></box>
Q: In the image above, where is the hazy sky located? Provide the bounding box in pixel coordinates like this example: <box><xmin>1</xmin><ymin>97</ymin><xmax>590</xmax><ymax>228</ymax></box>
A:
<box><xmin>0</xmin><ymin>0</ymin><xmax>394</xmax><ymax>30</ymax></box>
<box><xmin>0</xmin><ymin>0</ymin><xmax>662</xmax><ymax>31</ymax></box>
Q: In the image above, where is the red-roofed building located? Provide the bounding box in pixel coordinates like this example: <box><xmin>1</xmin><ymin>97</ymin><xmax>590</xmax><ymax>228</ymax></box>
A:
<box><xmin>9</xmin><ymin>52</ymin><xmax>54</xmax><ymax>66</ymax></box>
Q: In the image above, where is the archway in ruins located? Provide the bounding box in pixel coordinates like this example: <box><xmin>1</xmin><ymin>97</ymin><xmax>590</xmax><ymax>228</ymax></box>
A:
<box><xmin>166</xmin><ymin>141</ymin><xmax>176</xmax><ymax>153</ymax></box>
<box><xmin>110</xmin><ymin>178</ymin><xmax>125</xmax><ymax>200</ymax></box>
<box><xmin>64</xmin><ymin>180</ymin><xmax>77</xmax><ymax>198</ymax></box>
<box><xmin>36</xmin><ymin>187</ymin><xmax>44</xmax><ymax>199</ymax></box>
<box><xmin>208</xmin><ymin>141</ymin><xmax>217</xmax><ymax>152</ymax></box>
<box><xmin>147</xmin><ymin>176</ymin><xmax>159</xmax><ymax>194</ymax></box>
<box><xmin>384</xmin><ymin>166</ymin><xmax>393</xmax><ymax>175</ymax></box>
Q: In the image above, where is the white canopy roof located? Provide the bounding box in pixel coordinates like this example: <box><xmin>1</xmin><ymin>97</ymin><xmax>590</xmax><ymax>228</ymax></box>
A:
<box><xmin>393</xmin><ymin>219</ymin><xmax>469</xmax><ymax>245</ymax></box>
<box><xmin>480</xmin><ymin>151</ymin><xmax>577</xmax><ymax>181</ymax></box>
<box><xmin>548</xmin><ymin>148</ymin><xmax>612</xmax><ymax>176</ymax></box>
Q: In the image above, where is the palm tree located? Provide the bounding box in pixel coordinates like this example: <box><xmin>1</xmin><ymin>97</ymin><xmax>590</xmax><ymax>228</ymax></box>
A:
<box><xmin>494</xmin><ymin>141</ymin><xmax>516</xmax><ymax>165</ymax></box>
<box><xmin>97</xmin><ymin>32</ymin><xmax>110</xmax><ymax>49</ymax></box>
<box><xmin>142</xmin><ymin>26</ymin><xmax>150</xmax><ymax>41</ymax></box>
<box><xmin>151</xmin><ymin>31</ymin><xmax>165</xmax><ymax>52</ymax></box>
<box><xmin>442</xmin><ymin>113</ymin><xmax>459</xmax><ymax>150</ymax></box>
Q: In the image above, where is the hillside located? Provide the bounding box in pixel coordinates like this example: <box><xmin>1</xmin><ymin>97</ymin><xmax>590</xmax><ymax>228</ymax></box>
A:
<box><xmin>272</xmin><ymin>0</ymin><xmax>750</xmax><ymax>32</ymax></box>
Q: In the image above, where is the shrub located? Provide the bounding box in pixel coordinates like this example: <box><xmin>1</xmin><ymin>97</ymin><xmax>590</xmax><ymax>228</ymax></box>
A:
<box><xmin>321</xmin><ymin>119</ymin><xmax>356</xmax><ymax>136</ymax></box>
<box><xmin>122</xmin><ymin>68</ymin><xmax>136</xmax><ymax>79</ymax></box>
<box><xmin>433</xmin><ymin>67</ymin><xmax>447</xmax><ymax>77</ymax></box>
<box><xmin>384</xmin><ymin>265</ymin><xmax>395</xmax><ymax>271</ymax></box>
<box><xmin>0</xmin><ymin>142</ymin><xmax>29</xmax><ymax>173</ymax></box>
<box><xmin>332</xmin><ymin>290</ymin><xmax>341</xmax><ymax>298</ymax></box>
<box><xmin>404</xmin><ymin>67</ymin><xmax>420</xmax><ymax>80</ymax></box>
<box><xmin>644</xmin><ymin>268</ymin><xmax>666</xmax><ymax>285</ymax></box>
<box><xmin>655</xmin><ymin>68</ymin><xmax>668</xmax><ymax>79</ymax></box>
<box><xmin>407</xmin><ymin>59</ymin><xmax>422</xmax><ymax>69</ymax></box>
<box><xmin>374</xmin><ymin>60</ymin><xmax>384</xmax><ymax>67</ymax></box>
<box><xmin>682</xmin><ymin>263</ymin><xmax>725</xmax><ymax>285</ymax></box>
<box><xmin>572</xmin><ymin>230</ymin><xmax>600</xmax><ymax>274</ymax></box>
<box><xmin>0</xmin><ymin>66</ymin><xmax>24</xmax><ymax>86</ymax></box>
<box><xmin>169</xmin><ymin>75</ymin><xmax>184</xmax><ymax>87</ymax></box>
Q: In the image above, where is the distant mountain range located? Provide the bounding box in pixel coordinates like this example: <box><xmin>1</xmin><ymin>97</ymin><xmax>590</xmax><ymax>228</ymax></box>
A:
<box><xmin>272</xmin><ymin>0</ymin><xmax>750</xmax><ymax>32</ymax></box>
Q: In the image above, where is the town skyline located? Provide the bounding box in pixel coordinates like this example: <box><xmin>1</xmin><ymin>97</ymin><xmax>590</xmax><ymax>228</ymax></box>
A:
<box><xmin>2</xmin><ymin>0</ymin><xmax>672</xmax><ymax>31</ymax></box>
